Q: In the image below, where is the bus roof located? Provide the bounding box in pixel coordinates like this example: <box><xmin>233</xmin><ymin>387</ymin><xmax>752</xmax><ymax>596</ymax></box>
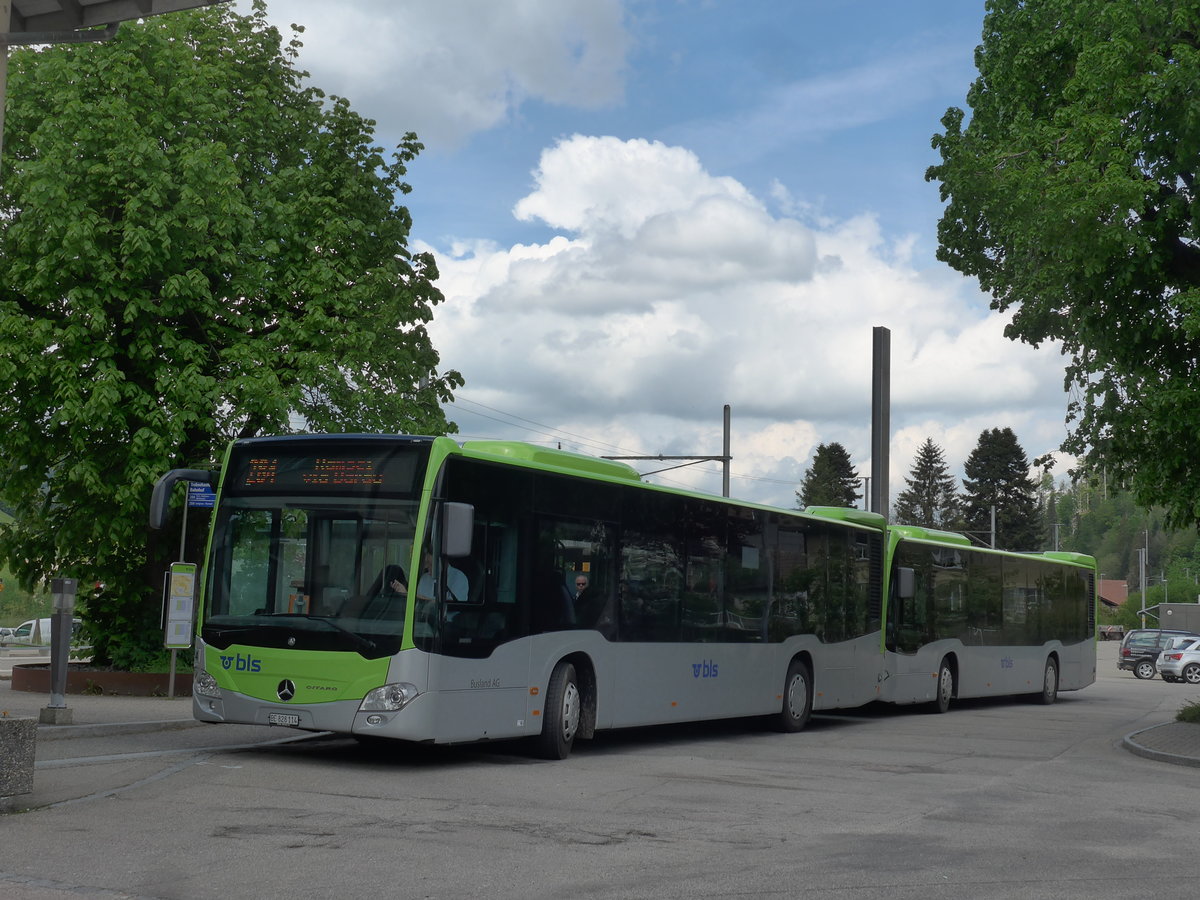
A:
<box><xmin>802</xmin><ymin>506</ymin><xmax>888</xmax><ymax>530</ymax></box>
<box><xmin>888</xmin><ymin>524</ymin><xmax>974</xmax><ymax>547</ymax></box>
<box><xmin>890</xmin><ymin>524</ymin><xmax>1097</xmax><ymax>568</ymax></box>
<box><xmin>460</xmin><ymin>440</ymin><xmax>643</xmax><ymax>483</ymax></box>
<box><xmin>1040</xmin><ymin>550</ymin><xmax>1097</xmax><ymax>567</ymax></box>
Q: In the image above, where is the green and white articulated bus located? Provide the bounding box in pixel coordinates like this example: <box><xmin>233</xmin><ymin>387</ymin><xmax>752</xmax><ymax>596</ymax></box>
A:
<box><xmin>149</xmin><ymin>434</ymin><xmax>1096</xmax><ymax>759</ymax></box>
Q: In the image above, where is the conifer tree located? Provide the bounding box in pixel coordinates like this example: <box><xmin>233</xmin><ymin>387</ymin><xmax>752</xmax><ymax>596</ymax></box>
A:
<box><xmin>893</xmin><ymin>438</ymin><xmax>961</xmax><ymax>529</ymax></box>
<box><xmin>961</xmin><ymin>428</ymin><xmax>1044</xmax><ymax>550</ymax></box>
<box><xmin>797</xmin><ymin>443</ymin><xmax>861</xmax><ymax>509</ymax></box>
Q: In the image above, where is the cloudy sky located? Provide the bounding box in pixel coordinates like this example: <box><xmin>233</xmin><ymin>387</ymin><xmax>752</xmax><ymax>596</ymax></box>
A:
<box><xmin>255</xmin><ymin>0</ymin><xmax>1072</xmax><ymax>510</ymax></box>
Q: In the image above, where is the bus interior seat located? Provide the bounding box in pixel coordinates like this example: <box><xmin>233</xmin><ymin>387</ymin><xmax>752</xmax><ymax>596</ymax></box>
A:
<box><xmin>533</xmin><ymin>569</ymin><xmax>574</xmax><ymax>631</ymax></box>
<box><xmin>480</xmin><ymin>610</ymin><xmax>507</xmax><ymax>638</ymax></box>
<box><xmin>460</xmin><ymin>555</ymin><xmax>485</xmax><ymax>603</ymax></box>
<box><xmin>342</xmin><ymin>564</ymin><xmax>407</xmax><ymax>620</ymax></box>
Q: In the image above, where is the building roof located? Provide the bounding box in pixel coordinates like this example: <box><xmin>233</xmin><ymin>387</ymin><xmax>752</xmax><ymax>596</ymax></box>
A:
<box><xmin>1099</xmin><ymin>579</ymin><xmax>1129</xmax><ymax>609</ymax></box>
<box><xmin>7</xmin><ymin>1</ymin><xmax>226</xmax><ymax>38</ymax></box>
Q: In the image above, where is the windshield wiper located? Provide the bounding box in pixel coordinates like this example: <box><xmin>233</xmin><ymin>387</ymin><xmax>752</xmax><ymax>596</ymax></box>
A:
<box><xmin>268</xmin><ymin>613</ymin><xmax>378</xmax><ymax>652</ymax></box>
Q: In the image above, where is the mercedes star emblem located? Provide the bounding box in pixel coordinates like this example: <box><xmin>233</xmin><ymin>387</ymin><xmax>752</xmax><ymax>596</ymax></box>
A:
<box><xmin>277</xmin><ymin>679</ymin><xmax>296</xmax><ymax>702</ymax></box>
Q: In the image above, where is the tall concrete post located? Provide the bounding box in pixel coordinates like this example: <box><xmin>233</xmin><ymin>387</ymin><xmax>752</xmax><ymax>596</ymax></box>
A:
<box><xmin>722</xmin><ymin>404</ymin><xmax>730</xmax><ymax>498</ymax></box>
<box><xmin>40</xmin><ymin>577</ymin><xmax>77</xmax><ymax>725</ymax></box>
<box><xmin>871</xmin><ymin>327</ymin><xmax>890</xmax><ymax>519</ymax></box>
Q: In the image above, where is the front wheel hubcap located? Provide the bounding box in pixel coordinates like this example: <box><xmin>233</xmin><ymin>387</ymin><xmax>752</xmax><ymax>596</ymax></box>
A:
<box><xmin>561</xmin><ymin>682</ymin><xmax>580</xmax><ymax>741</ymax></box>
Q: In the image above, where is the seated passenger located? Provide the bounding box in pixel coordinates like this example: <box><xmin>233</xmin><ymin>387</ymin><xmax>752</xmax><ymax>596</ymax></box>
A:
<box><xmin>573</xmin><ymin>583</ymin><xmax>601</xmax><ymax>625</ymax></box>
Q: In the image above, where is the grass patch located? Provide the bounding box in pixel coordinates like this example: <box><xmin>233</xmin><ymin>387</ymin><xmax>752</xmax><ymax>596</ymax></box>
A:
<box><xmin>1177</xmin><ymin>700</ymin><xmax>1200</xmax><ymax>724</ymax></box>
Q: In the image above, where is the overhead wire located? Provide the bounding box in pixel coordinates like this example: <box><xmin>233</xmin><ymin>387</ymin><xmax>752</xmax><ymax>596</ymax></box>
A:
<box><xmin>446</xmin><ymin>392</ymin><xmax>801</xmax><ymax>494</ymax></box>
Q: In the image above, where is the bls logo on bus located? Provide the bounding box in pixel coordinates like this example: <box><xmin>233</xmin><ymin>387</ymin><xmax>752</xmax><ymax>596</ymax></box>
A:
<box><xmin>691</xmin><ymin>660</ymin><xmax>719</xmax><ymax>678</ymax></box>
<box><xmin>220</xmin><ymin>653</ymin><xmax>262</xmax><ymax>672</ymax></box>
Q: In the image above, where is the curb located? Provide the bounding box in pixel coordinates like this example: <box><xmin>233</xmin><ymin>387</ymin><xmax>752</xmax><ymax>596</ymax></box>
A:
<box><xmin>1122</xmin><ymin>723</ymin><xmax>1200</xmax><ymax>768</ymax></box>
<box><xmin>35</xmin><ymin>718</ymin><xmax>206</xmax><ymax>741</ymax></box>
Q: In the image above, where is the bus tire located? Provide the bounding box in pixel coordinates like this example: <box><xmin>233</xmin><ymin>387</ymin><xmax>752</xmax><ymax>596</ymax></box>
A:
<box><xmin>1038</xmin><ymin>658</ymin><xmax>1059</xmax><ymax>705</ymax></box>
<box><xmin>775</xmin><ymin>659</ymin><xmax>812</xmax><ymax>733</ymax></box>
<box><xmin>537</xmin><ymin>661</ymin><xmax>581</xmax><ymax>760</ymax></box>
<box><xmin>932</xmin><ymin>658</ymin><xmax>953</xmax><ymax>714</ymax></box>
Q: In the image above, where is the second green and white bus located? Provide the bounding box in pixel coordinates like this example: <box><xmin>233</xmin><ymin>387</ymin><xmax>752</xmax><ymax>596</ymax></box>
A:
<box><xmin>150</xmin><ymin>434</ymin><xmax>1096</xmax><ymax>758</ymax></box>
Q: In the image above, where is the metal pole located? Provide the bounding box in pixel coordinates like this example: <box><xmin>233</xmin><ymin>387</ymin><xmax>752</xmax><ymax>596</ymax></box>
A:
<box><xmin>175</xmin><ymin>488</ymin><xmax>188</xmax><ymax>699</ymax></box>
<box><xmin>178</xmin><ymin>501</ymin><xmax>188</xmax><ymax>562</ymax></box>
<box><xmin>1139</xmin><ymin>547</ymin><xmax>1147</xmax><ymax>628</ymax></box>
<box><xmin>173</xmin><ymin>502</ymin><xmax>188</xmax><ymax>697</ymax></box>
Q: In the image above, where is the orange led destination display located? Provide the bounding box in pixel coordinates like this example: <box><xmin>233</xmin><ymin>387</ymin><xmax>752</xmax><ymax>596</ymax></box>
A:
<box><xmin>244</xmin><ymin>457</ymin><xmax>381</xmax><ymax>486</ymax></box>
<box><xmin>242</xmin><ymin>457</ymin><xmax>279</xmax><ymax>486</ymax></box>
<box><xmin>232</xmin><ymin>446</ymin><xmax>422</xmax><ymax>495</ymax></box>
<box><xmin>302</xmin><ymin>458</ymin><xmax>383</xmax><ymax>486</ymax></box>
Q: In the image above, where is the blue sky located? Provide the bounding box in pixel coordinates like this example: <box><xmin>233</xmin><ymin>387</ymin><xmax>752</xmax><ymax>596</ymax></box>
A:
<box><xmin>364</xmin><ymin>1</ymin><xmax>986</xmax><ymax>261</ymax></box>
<box><xmin>258</xmin><ymin>1</ymin><xmax>1071</xmax><ymax>510</ymax></box>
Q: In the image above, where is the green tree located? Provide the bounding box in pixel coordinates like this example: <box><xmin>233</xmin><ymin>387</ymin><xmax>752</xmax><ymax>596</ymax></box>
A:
<box><xmin>797</xmin><ymin>442</ymin><xmax>861</xmax><ymax>509</ymax></box>
<box><xmin>893</xmin><ymin>438</ymin><xmax>961</xmax><ymax>529</ymax></box>
<box><xmin>961</xmin><ymin>428</ymin><xmax>1043</xmax><ymax>550</ymax></box>
<box><xmin>0</xmin><ymin>3</ymin><xmax>461</xmax><ymax>668</ymax></box>
<box><xmin>927</xmin><ymin>0</ymin><xmax>1200</xmax><ymax>528</ymax></box>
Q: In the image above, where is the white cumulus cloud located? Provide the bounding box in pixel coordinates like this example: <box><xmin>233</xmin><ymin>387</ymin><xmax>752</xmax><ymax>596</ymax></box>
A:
<box><xmin>424</xmin><ymin>135</ymin><xmax>1072</xmax><ymax>507</ymax></box>
<box><xmin>257</xmin><ymin>0</ymin><xmax>630</xmax><ymax>148</ymax></box>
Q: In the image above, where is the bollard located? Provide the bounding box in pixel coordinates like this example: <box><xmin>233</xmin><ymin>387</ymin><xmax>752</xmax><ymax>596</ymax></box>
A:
<box><xmin>0</xmin><ymin>715</ymin><xmax>36</xmax><ymax>808</ymax></box>
<box><xmin>39</xmin><ymin>577</ymin><xmax>76</xmax><ymax>726</ymax></box>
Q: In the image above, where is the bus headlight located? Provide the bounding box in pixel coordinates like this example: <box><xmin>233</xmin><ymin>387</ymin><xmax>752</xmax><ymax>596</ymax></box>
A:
<box><xmin>360</xmin><ymin>682</ymin><xmax>419</xmax><ymax>712</ymax></box>
<box><xmin>194</xmin><ymin>669</ymin><xmax>221</xmax><ymax>699</ymax></box>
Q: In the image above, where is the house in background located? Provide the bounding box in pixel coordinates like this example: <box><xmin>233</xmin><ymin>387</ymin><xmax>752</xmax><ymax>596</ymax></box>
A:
<box><xmin>1098</xmin><ymin>580</ymin><xmax>1129</xmax><ymax>640</ymax></box>
<box><xmin>1099</xmin><ymin>580</ymin><xmax>1128</xmax><ymax>611</ymax></box>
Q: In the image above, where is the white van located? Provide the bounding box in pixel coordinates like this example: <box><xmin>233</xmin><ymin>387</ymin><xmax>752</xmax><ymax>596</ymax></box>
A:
<box><xmin>10</xmin><ymin>617</ymin><xmax>53</xmax><ymax>644</ymax></box>
<box><xmin>8</xmin><ymin>617</ymin><xmax>82</xmax><ymax>645</ymax></box>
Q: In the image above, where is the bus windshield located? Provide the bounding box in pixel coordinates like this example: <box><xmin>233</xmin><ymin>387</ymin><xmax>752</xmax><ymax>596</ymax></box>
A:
<box><xmin>205</xmin><ymin>497</ymin><xmax>420</xmax><ymax>659</ymax></box>
<box><xmin>201</xmin><ymin>436</ymin><xmax>432</xmax><ymax>659</ymax></box>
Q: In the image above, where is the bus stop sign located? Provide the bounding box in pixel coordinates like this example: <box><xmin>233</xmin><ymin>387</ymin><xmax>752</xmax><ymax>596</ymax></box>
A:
<box><xmin>187</xmin><ymin>482</ymin><xmax>215</xmax><ymax>508</ymax></box>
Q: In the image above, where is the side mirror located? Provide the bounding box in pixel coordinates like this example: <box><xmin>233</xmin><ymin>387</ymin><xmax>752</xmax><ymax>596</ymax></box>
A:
<box><xmin>895</xmin><ymin>566</ymin><xmax>915</xmax><ymax>600</ymax></box>
<box><xmin>441</xmin><ymin>502</ymin><xmax>474</xmax><ymax>558</ymax></box>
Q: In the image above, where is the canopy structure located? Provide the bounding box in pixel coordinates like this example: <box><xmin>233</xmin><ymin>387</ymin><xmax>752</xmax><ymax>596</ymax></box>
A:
<box><xmin>0</xmin><ymin>0</ymin><xmax>229</xmax><ymax>159</ymax></box>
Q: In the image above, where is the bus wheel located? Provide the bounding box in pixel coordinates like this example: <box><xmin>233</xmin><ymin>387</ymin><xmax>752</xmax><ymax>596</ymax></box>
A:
<box><xmin>537</xmin><ymin>661</ymin><xmax>581</xmax><ymax>760</ymax></box>
<box><xmin>775</xmin><ymin>659</ymin><xmax>813</xmax><ymax>733</ymax></box>
<box><xmin>933</xmin><ymin>659</ymin><xmax>953</xmax><ymax>714</ymax></box>
<box><xmin>1038</xmin><ymin>658</ymin><xmax>1059</xmax><ymax>705</ymax></box>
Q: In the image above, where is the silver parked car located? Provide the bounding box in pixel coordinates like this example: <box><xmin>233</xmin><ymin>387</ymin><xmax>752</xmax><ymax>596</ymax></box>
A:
<box><xmin>1158</xmin><ymin>637</ymin><xmax>1200</xmax><ymax>684</ymax></box>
